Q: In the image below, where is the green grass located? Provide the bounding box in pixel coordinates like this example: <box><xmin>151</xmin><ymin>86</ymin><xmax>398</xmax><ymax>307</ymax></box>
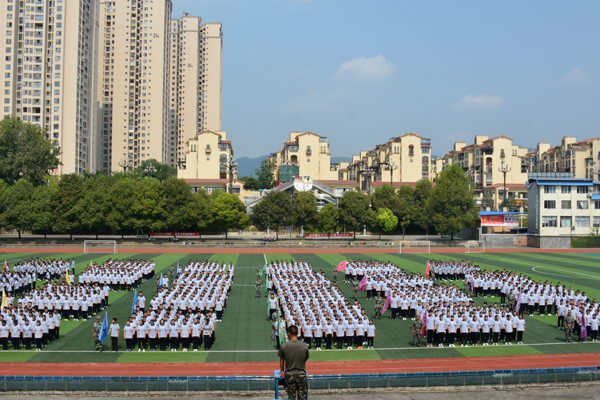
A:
<box><xmin>0</xmin><ymin>251</ymin><xmax>599</xmax><ymax>363</ymax></box>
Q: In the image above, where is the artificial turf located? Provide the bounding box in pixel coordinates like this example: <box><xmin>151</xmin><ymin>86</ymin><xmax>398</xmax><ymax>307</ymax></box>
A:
<box><xmin>0</xmin><ymin>250</ymin><xmax>597</xmax><ymax>363</ymax></box>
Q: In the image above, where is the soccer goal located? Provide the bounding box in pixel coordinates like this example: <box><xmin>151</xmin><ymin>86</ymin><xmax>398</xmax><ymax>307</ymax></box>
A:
<box><xmin>398</xmin><ymin>241</ymin><xmax>431</xmax><ymax>254</ymax></box>
<box><xmin>465</xmin><ymin>240</ymin><xmax>485</xmax><ymax>253</ymax></box>
<box><xmin>84</xmin><ymin>240</ymin><xmax>118</xmax><ymax>254</ymax></box>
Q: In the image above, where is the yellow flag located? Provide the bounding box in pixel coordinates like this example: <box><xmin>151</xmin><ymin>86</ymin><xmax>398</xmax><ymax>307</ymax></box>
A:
<box><xmin>66</xmin><ymin>271</ymin><xmax>71</xmax><ymax>286</ymax></box>
<box><xmin>1</xmin><ymin>289</ymin><xmax>7</xmax><ymax>309</ymax></box>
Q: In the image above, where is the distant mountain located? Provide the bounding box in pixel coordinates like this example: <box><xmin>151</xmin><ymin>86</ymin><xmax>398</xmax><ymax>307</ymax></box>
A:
<box><xmin>331</xmin><ymin>156</ymin><xmax>352</xmax><ymax>164</ymax></box>
<box><xmin>236</xmin><ymin>155</ymin><xmax>269</xmax><ymax>178</ymax></box>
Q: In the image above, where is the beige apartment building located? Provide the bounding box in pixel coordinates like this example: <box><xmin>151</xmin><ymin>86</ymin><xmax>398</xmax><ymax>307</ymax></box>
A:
<box><xmin>268</xmin><ymin>131</ymin><xmax>340</xmax><ymax>183</ymax></box>
<box><xmin>522</xmin><ymin>136</ymin><xmax>600</xmax><ymax>180</ymax></box>
<box><xmin>340</xmin><ymin>133</ymin><xmax>432</xmax><ymax>194</ymax></box>
<box><xmin>170</xmin><ymin>15</ymin><xmax>223</xmax><ymax>167</ymax></box>
<box><xmin>437</xmin><ymin>135</ymin><xmax>529</xmax><ymax>209</ymax></box>
<box><xmin>1</xmin><ymin>0</ymin><xmax>100</xmax><ymax>174</ymax></box>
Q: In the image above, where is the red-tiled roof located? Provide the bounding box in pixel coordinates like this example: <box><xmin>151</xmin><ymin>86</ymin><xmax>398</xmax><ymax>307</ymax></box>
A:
<box><xmin>483</xmin><ymin>183</ymin><xmax>526</xmax><ymax>189</ymax></box>
<box><xmin>371</xmin><ymin>181</ymin><xmax>437</xmax><ymax>188</ymax></box>
<box><xmin>483</xmin><ymin>135</ymin><xmax>514</xmax><ymax>143</ymax></box>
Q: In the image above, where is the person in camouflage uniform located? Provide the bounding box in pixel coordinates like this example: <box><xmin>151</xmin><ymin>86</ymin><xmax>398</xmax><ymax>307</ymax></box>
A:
<box><xmin>92</xmin><ymin>317</ymin><xmax>103</xmax><ymax>351</ymax></box>
<box><xmin>255</xmin><ymin>275</ymin><xmax>262</xmax><ymax>298</ymax></box>
<box><xmin>374</xmin><ymin>293</ymin><xmax>384</xmax><ymax>320</ymax></box>
<box><xmin>462</xmin><ymin>277</ymin><xmax>469</xmax><ymax>293</ymax></box>
<box><xmin>279</xmin><ymin>325</ymin><xmax>308</xmax><ymax>400</ymax></box>
<box><xmin>332</xmin><ymin>265</ymin><xmax>338</xmax><ymax>284</ymax></box>
<box><xmin>506</xmin><ymin>291</ymin><xmax>516</xmax><ymax>311</ymax></box>
<box><xmin>271</xmin><ymin>309</ymin><xmax>280</xmax><ymax>348</ymax></box>
<box><xmin>351</xmin><ymin>277</ymin><xmax>359</xmax><ymax>302</ymax></box>
<box><xmin>168</xmin><ymin>265</ymin><xmax>175</xmax><ymax>282</ymax></box>
<box><xmin>564</xmin><ymin>311</ymin><xmax>576</xmax><ymax>343</ymax></box>
<box><xmin>412</xmin><ymin>315</ymin><xmax>423</xmax><ymax>347</ymax></box>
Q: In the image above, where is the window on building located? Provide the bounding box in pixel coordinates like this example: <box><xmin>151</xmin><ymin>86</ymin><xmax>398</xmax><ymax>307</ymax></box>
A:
<box><xmin>595</xmin><ymin>201</ymin><xmax>600</xmax><ymax>210</ymax></box>
<box><xmin>542</xmin><ymin>216</ymin><xmax>557</xmax><ymax>227</ymax></box>
<box><xmin>544</xmin><ymin>185</ymin><xmax>556</xmax><ymax>194</ymax></box>
<box><xmin>560</xmin><ymin>216</ymin><xmax>572</xmax><ymax>228</ymax></box>
<box><xmin>561</xmin><ymin>200</ymin><xmax>571</xmax><ymax>209</ymax></box>
<box><xmin>575</xmin><ymin>216</ymin><xmax>590</xmax><ymax>228</ymax></box>
<box><xmin>577</xmin><ymin>186</ymin><xmax>589</xmax><ymax>194</ymax></box>
<box><xmin>561</xmin><ymin>186</ymin><xmax>571</xmax><ymax>194</ymax></box>
<box><xmin>543</xmin><ymin>200</ymin><xmax>556</xmax><ymax>209</ymax></box>
<box><xmin>577</xmin><ymin>200</ymin><xmax>588</xmax><ymax>210</ymax></box>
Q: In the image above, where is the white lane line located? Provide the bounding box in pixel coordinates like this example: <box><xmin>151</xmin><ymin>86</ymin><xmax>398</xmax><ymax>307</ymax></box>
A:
<box><xmin>499</xmin><ymin>258</ymin><xmax>600</xmax><ymax>280</ymax></box>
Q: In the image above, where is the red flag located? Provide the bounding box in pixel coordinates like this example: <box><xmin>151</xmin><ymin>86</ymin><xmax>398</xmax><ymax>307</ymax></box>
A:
<box><xmin>3</xmin><ymin>260</ymin><xmax>7</xmax><ymax>273</ymax></box>
<box><xmin>382</xmin><ymin>290</ymin><xmax>391</xmax><ymax>313</ymax></box>
<box><xmin>336</xmin><ymin>261</ymin><xmax>346</xmax><ymax>272</ymax></box>
<box><xmin>425</xmin><ymin>260</ymin><xmax>430</xmax><ymax>277</ymax></box>
<box><xmin>358</xmin><ymin>275</ymin><xmax>367</xmax><ymax>291</ymax></box>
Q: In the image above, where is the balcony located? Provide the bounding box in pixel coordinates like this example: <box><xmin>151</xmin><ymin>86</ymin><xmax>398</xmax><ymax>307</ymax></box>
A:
<box><xmin>205</xmin><ymin>147</ymin><xmax>211</xmax><ymax>154</ymax></box>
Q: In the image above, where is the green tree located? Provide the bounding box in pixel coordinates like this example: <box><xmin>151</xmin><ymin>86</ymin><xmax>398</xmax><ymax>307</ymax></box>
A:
<box><xmin>481</xmin><ymin>195</ymin><xmax>495</xmax><ymax>210</ymax></box>
<box><xmin>250</xmin><ymin>191</ymin><xmax>292</xmax><ymax>239</ymax></box>
<box><xmin>239</xmin><ymin>175</ymin><xmax>260</xmax><ymax>191</ymax></box>
<box><xmin>73</xmin><ymin>175</ymin><xmax>114</xmax><ymax>238</ymax></box>
<box><xmin>0</xmin><ymin>116</ymin><xmax>61</xmax><ymax>186</ymax></box>
<box><xmin>413</xmin><ymin>179</ymin><xmax>433</xmax><ymax>239</ymax></box>
<box><xmin>131</xmin><ymin>159</ymin><xmax>177</xmax><ymax>182</ymax></box>
<box><xmin>162</xmin><ymin>177</ymin><xmax>194</xmax><ymax>232</ymax></box>
<box><xmin>397</xmin><ymin>185</ymin><xmax>415</xmax><ymax>239</ymax></box>
<box><xmin>132</xmin><ymin>178</ymin><xmax>166</xmax><ymax>233</ymax></box>
<box><xmin>0</xmin><ymin>179</ymin><xmax>34</xmax><ymax>238</ymax></box>
<box><xmin>52</xmin><ymin>174</ymin><xmax>84</xmax><ymax>239</ymax></box>
<box><xmin>376</xmin><ymin>207</ymin><xmax>398</xmax><ymax>239</ymax></box>
<box><xmin>292</xmin><ymin>191</ymin><xmax>318</xmax><ymax>232</ymax></box>
<box><xmin>211</xmin><ymin>192</ymin><xmax>250</xmax><ymax>239</ymax></box>
<box><xmin>30</xmin><ymin>182</ymin><xmax>57</xmax><ymax>239</ymax></box>
<box><xmin>371</xmin><ymin>184</ymin><xmax>400</xmax><ymax>213</ymax></box>
<box><xmin>338</xmin><ymin>191</ymin><xmax>376</xmax><ymax>239</ymax></box>
<box><xmin>255</xmin><ymin>159</ymin><xmax>276</xmax><ymax>189</ymax></box>
<box><xmin>106</xmin><ymin>178</ymin><xmax>137</xmax><ymax>238</ymax></box>
<box><xmin>189</xmin><ymin>189</ymin><xmax>213</xmax><ymax>238</ymax></box>
<box><xmin>318</xmin><ymin>203</ymin><xmax>339</xmax><ymax>233</ymax></box>
<box><xmin>429</xmin><ymin>164</ymin><xmax>477</xmax><ymax>240</ymax></box>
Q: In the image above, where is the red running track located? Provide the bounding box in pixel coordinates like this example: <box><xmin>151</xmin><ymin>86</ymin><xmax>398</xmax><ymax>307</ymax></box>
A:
<box><xmin>1</xmin><ymin>247</ymin><xmax>600</xmax><ymax>254</ymax></box>
<box><xmin>2</xmin><ymin>353</ymin><xmax>599</xmax><ymax>376</ymax></box>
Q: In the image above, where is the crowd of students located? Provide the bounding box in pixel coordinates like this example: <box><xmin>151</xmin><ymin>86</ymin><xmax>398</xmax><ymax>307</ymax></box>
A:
<box><xmin>268</xmin><ymin>259</ymin><xmax>376</xmax><ymax>350</ymax></box>
<box><xmin>78</xmin><ymin>259</ymin><xmax>155</xmax><ymax>290</ymax></box>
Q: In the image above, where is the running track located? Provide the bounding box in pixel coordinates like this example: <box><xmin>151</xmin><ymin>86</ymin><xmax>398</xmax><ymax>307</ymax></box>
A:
<box><xmin>1</xmin><ymin>247</ymin><xmax>600</xmax><ymax>254</ymax></box>
<box><xmin>1</xmin><ymin>353</ymin><xmax>599</xmax><ymax>376</ymax></box>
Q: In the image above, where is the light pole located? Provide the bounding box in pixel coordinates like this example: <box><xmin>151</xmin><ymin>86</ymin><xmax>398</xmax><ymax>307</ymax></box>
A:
<box><xmin>118</xmin><ymin>159</ymin><xmax>133</xmax><ymax>173</ymax></box>
<box><xmin>466</xmin><ymin>170</ymin><xmax>474</xmax><ymax>191</ymax></box>
<box><xmin>144</xmin><ymin>164</ymin><xmax>157</xmax><ymax>178</ymax></box>
<box><xmin>498</xmin><ymin>164</ymin><xmax>511</xmax><ymax>204</ymax></box>
<box><xmin>361</xmin><ymin>167</ymin><xmax>375</xmax><ymax>195</ymax></box>
<box><xmin>387</xmin><ymin>161</ymin><xmax>398</xmax><ymax>186</ymax></box>
<box><xmin>227</xmin><ymin>157</ymin><xmax>238</xmax><ymax>194</ymax></box>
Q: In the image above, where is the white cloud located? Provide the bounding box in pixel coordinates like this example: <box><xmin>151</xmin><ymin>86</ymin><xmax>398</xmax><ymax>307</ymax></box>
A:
<box><xmin>562</xmin><ymin>67</ymin><xmax>586</xmax><ymax>83</ymax></box>
<box><xmin>454</xmin><ymin>94</ymin><xmax>504</xmax><ymax>110</ymax></box>
<box><xmin>335</xmin><ymin>55</ymin><xmax>394</xmax><ymax>80</ymax></box>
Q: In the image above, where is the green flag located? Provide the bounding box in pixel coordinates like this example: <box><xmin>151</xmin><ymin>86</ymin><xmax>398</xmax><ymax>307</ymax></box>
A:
<box><xmin>267</xmin><ymin>294</ymin><xmax>271</xmax><ymax>317</ymax></box>
<box><xmin>259</xmin><ymin>263</ymin><xmax>267</xmax><ymax>277</ymax></box>
<box><xmin>265</xmin><ymin>274</ymin><xmax>269</xmax><ymax>295</ymax></box>
<box><xmin>278</xmin><ymin>316</ymin><xmax>286</xmax><ymax>345</ymax></box>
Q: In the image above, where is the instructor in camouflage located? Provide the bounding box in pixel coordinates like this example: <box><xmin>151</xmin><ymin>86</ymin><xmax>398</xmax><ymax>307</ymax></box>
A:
<box><xmin>92</xmin><ymin>317</ymin><xmax>103</xmax><ymax>351</ymax></box>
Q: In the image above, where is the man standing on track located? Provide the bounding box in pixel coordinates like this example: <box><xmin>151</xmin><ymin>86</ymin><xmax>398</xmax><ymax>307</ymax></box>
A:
<box><xmin>279</xmin><ymin>325</ymin><xmax>309</xmax><ymax>400</ymax></box>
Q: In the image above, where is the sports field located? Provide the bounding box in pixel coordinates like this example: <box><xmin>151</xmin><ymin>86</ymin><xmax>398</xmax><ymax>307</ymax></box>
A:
<box><xmin>1</xmin><ymin>250</ymin><xmax>599</xmax><ymax>364</ymax></box>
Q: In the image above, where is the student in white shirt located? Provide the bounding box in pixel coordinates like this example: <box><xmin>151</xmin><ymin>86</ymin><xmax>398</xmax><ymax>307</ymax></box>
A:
<box><xmin>516</xmin><ymin>314</ymin><xmax>526</xmax><ymax>344</ymax></box>
<box><xmin>366</xmin><ymin>319</ymin><xmax>376</xmax><ymax>349</ymax></box>
<box><xmin>123</xmin><ymin>320</ymin><xmax>134</xmax><ymax>352</ymax></box>
<box><xmin>109</xmin><ymin>318</ymin><xmax>120</xmax><ymax>352</ymax></box>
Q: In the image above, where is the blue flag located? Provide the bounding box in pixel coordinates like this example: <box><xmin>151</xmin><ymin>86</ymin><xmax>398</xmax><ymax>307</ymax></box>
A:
<box><xmin>159</xmin><ymin>273</ymin><xmax>163</xmax><ymax>289</ymax></box>
<box><xmin>131</xmin><ymin>289</ymin><xmax>138</xmax><ymax>314</ymax></box>
<box><xmin>177</xmin><ymin>262</ymin><xmax>180</xmax><ymax>276</ymax></box>
<box><xmin>98</xmin><ymin>313</ymin><xmax>108</xmax><ymax>344</ymax></box>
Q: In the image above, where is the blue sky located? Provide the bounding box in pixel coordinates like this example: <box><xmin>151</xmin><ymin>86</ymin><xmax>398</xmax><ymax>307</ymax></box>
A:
<box><xmin>173</xmin><ymin>0</ymin><xmax>599</xmax><ymax>159</ymax></box>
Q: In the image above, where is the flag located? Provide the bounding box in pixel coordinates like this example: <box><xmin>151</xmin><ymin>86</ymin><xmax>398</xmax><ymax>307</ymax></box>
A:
<box><xmin>580</xmin><ymin>313</ymin><xmax>587</xmax><ymax>340</ymax></box>
<box><xmin>265</xmin><ymin>274</ymin><xmax>269</xmax><ymax>295</ymax></box>
<box><xmin>425</xmin><ymin>260</ymin><xmax>430</xmax><ymax>277</ymax></box>
<box><xmin>159</xmin><ymin>273</ymin><xmax>164</xmax><ymax>289</ymax></box>
<box><xmin>382</xmin><ymin>290</ymin><xmax>391</xmax><ymax>313</ymax></box>
<box><xmin>131</xmin><ymin>289</ymin><xmax>138</xmax><ymax>314</ymax></box>
<box><xmin>515</xmin><ymin>291</ymin><xmax>521</xmax><ymax>313</ymax></box>
<box><xmin>176</xmin><ymin>262</ymin><xmax>180</xmax><ymax>276</ymax></box>
<box><xmin>98</xmin><ymin>313</ymin><xmax>109</xmax><ymax>344</ymax></box>
<box><xmin>470</xmin><ymin>275</ymin><xmax>474</xmax><ymax>293</ymax></box>
<box><xmin>336</xmin><ymin>260</ymin><xmax>346</xmax><ymax>272</ymax></box>
<box><xmin>258</xmin><ymin>263</ymin><xmax>267</xmax><ymax>277</ymax></box>
<box><xmin>358</xmin><ymin>275</ymin><xmax>367</xmax><ymax>291</ymax></box>
<box><xmin>65</xmin><ymin>271</ymin><xmax>71</xmax><ymax>286</ymax></box>
<box><xmin>421</xmin><ymin>313</ymin><xmax>427</xmax><ymax>337</ymax></box>
<box><xmin>1</xmin><ymin>289</ymin><xmax>7</xmax><ymax>309</ymax></box>
<box><xmin>278</xmin><ymin>317</ymin><xmax>286</xmax><ymax>345</ymax></box>
<box><xmin>3</xmin><ymin>260</ymin><xmax>7</xmax><ymax>273</ymax></box>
